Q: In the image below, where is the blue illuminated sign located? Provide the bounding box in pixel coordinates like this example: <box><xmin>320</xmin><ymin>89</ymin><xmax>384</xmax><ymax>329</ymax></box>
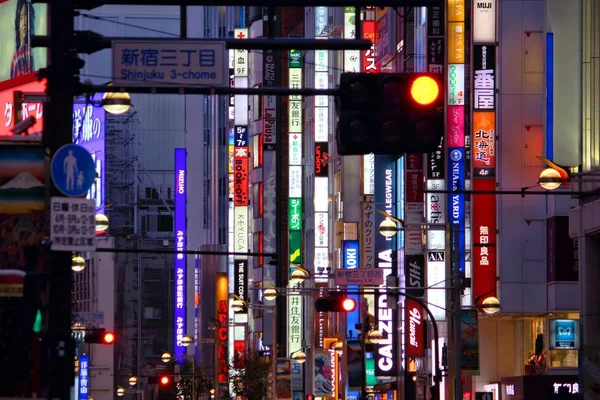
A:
<box><xmin>78</xmin><ymin>354</ymin><xmax>89</xmax><ymax>400</ymax></box>
<box><xmin>73</xmin><ymin>97</ymin><xmax>106</xmax><ymax>215</ymax></box>
<box><xmin>551</xmin><ymin>319</ymin><xmax>578</xmax><ymax>349</ymax></box>
<box><xmin>448</xmin><ymin>148</ymin><xmax>465</xmax><ymax>273</ymax></box>
<box><xmin>343</xmin><ymin>240</ymin><xmax>360</xmax><ymax>336</ymax></box>
<box><xmin>113</xmin><ymin>41</ymin><xmax>227</xmax><ymax>87</ymax></box>
<box><xmin>174</xmin><ymin>148</ymin><xmax>187</xmax><ymax>361</ymax></box>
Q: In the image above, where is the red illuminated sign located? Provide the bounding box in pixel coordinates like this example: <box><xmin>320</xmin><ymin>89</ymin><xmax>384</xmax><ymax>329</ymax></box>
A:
<box><xmin>0</xmin><ymin>79</ymin><xmax>46</xmax><ymax>138</ymax></box>
<box><xmin>405</xmin><ymin>298</ymin><xmax>425</xmax><ymax>357</ymax></box>
<box><xmin>216</xmin><ymin>299</ymin><xmax>229</xmax><ymax>384</ymax></box>
<box><xmin>362</xmin><ymin>21</ymin><xmax>378</xmax><ymax>74</ymax></box>
<box><xmin>233</xmin><ymin>147</ymin><xmax>249</xmax><ymax>206</ymax></box>
<box><xmin>472</xmin><ymin>179</ymin><xmax>497</xmax><ymax>306</ymax></box>
<box><xmin>315</xmin><ymin>143</ymin><xmax>329</xmax><ymax>177</ymax></box>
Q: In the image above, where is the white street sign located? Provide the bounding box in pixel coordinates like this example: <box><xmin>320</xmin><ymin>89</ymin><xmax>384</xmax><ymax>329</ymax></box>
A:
<box><xmin>334</xmin><ymin>268</ymin><xmax>385</xmax><ymax>286</ymax></box>
<box><xmin>112</xmin><ymin>40</ymin><xmax>227</xmax><ymax>87</ymax></box>
<box><xmin>50</xmin><ymin>197</ymin><xmax>96</xmax><ymax>251</ymax></box>
<box><xmin>73</xmin><ymin>311</ymin><xmax>105</xmax><ymax>326</ymax></box>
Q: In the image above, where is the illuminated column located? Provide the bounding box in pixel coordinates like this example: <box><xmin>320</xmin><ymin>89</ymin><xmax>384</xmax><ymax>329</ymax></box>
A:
<box><xmin>471</xmin><ymin>0</ymin><xmax>498</xmax><ymax>306</ymax></box>
<box><xmin>232</xmin><ymin>27</ymin><xmax>249</xmax><ymax>359</ymax></box>
<box><xmin>287</xmin><ymin>49</ymin><xmax>303</xmax><ymax>358</ymax></box>
<box><xmin>174</xmin><ymin>148</ymin><xmax>187</xmax><ymax>362</ymax></box>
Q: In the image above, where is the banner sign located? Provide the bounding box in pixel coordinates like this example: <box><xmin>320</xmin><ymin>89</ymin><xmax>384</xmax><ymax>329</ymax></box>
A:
<box><xmin>448</xmin><ymin>148</ymin><xmax>465</xmax><ymax>274</ymax></box>
<box><xmin>374</xmin><ymin>155</ymin><xmax>397</xmax><ymax>376</ymax></box>
<box><xmin>472</xmin><ymin>179</ymin><xmax>497</xmax><ymax>306</ymax></box>
<box><xmin>78</xmin><ymin>354</ymin><xmax>89</xmax><ymax>400</ymax></box>
<box><xmin>472</xmin><ymin>112</ymin><xmax>496</xmax><ymax>178</ymax></box>
<box><xmin>405</xmin><ymin>299</ymin><xmax>425</xmax><ymax>357</ymax></box>
<box><xmin>473</xmin><ymin>0</ymin><xmax>497</xmax><ymax>43</ymax></box>
<box><xmin>473</xmin><ymin>45</ymin><xmax>496</xmax><ymax>111</ymax></box>
<box><xmin>174</xmin><ymin>148</ymin><xmax>187</xmax><ymax>361</ymax></box>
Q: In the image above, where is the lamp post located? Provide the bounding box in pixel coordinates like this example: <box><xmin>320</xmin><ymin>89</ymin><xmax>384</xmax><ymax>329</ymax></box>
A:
<box><xmin>162</xmin><ymin>346</ymin><xmax>197</xmax><ymax>400</ymax></box>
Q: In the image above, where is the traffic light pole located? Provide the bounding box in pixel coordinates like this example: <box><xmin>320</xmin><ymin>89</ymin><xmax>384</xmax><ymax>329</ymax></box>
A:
<box><xmin>43</xmin><ymin>1</ymin><xmax>77</xmax><ymax>399</ymax></box>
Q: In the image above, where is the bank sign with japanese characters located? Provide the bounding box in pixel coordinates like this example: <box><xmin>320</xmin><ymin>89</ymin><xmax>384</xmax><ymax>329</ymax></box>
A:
<box><xmin>112</xmin><ymin>41</ymin><xmax>227</xmax><ymax>87</ymax></box>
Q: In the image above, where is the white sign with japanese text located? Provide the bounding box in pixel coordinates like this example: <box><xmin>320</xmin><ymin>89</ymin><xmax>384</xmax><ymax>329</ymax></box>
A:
<box><xmin>112</xmin><ymin>40</ymin><xmax>227</xmax><ymax>87</ymax></box>
<box><xmin>334</xmin><ymin>268</ymin><xmax>384</xmax><ymax>286</ymax></box>
<box><xmin>50</xmin><ymin>197</ymin><xmax>96</xmax><ymax>251</ymax></box>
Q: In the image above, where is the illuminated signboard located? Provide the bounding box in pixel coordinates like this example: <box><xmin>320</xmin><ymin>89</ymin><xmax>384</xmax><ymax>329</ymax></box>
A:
<box><xmin>374</xmin><ymin>156</ymin><xmax>397</xmax><ymax>376</ymax></box>
<box><xmin>234</xmin><ymin>260</ymin><xmax>247</xmax><ymax>312</ymax></box>
<box><xmin>0</xmin><ymin>0</ymin><xmax>47</xmax><ymax>84</ymax></box>
<box><xmin>73</xmin><ymin>97</ymin><xmax>106</xmax><ymax>215</ymax></box>
<box><xmin>78</xmin><ymin>354</ymin><xmax>89</xmax><ymax>400</ymax></box>
<box><xmin>0</xmin><ymin>79</ymin><xmax>44</xmax><ymax>138</ymax></box>
<box><xmin>362</xmin><ymin>20</ymin><xmax>377</xmax><ymax>74</ymax></box>
<box><xmin>472</xmin><ymin>179</ymin><xmax>497</xmax><ymax>306</ymax></box>
<box><xmin>215</xmin><ymin>273</ymin><xmax>229</xmax><ymax>385</ymax></box>
<box><xmin>447</xmin><ymin>105</ymin><xmax>465</xmax><ymax>148</ymax></box>
<box><xmin>234</xmin><ymin>125</ymin><xmax>249</xmax><ymax>206</ymax></box>
<box><xmin>174</xmin><ymin>148</ymin><xmax>187</xmax><ymax>361</ymax></box>
<box><xmin>473</xmin><ymin>112</ymin><xmax>496</xmax><ymax>178</ymax></box>
<box><xmin>405</xmin><ymin>299</ymin><xmax>425</xmax><ymax>357</ymax></box>
<box><xmin>448</xmin><ymin>148</ymin><xmax>465</xmax><ymax>273</ymax></box>
<box><xmin>426</xmin><ymin>252</ymin><xmax>446</xmax><ymax>321</ymax></box>
<box><xmin>473</xmin><ymin>45</ymin><xmax>496</xmax><ymax>111</ymax></box>
<box><xmin>343</xmin><ymin>240</ymin><xmax>360</xmax><ymax>331</ymax></box>
<box><xmin>549</xmin><ymin>319</ymin><xmax>579</xmax><ymax>349</ymax></box>
<box><xmin>473</xmin><ymin>0</ymin><xmax>496</xmax><ymax>43</ymax></box>
<box><xmin>234</xmin><ymin>205</ymin><xmax>248</xmax><ymax>253</ymax></box>
<box><xmin>289</xmin><ymin>198</ymin><xmax>302</xmax><ymax>231</ymax></box>
<box><xmin>360</xmin><ymin>201</ymin><xmax>376</xmax><ymax>269</ymax></box>
<box><xmin>448</xmin><ymin>22</ymin><xmax>465</xmax><ymax>64</ymax></box>
<box><xmin>448</xmin><ymin>64</ymin><xmax>465</xmax><ymax>106</ymax></box>
<box><xmin>289</xmin><ymin>133</ymin><xmax>302</xmax><ymax>165</ymax></box>
<box><xmin>343</xmin><ymin>7</ymin><xmax>360</xmax><ymax>72</ymax></box>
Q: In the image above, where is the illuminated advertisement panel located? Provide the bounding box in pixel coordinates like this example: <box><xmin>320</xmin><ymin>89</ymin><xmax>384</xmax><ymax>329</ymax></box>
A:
<box><xmin>362</xmin><ymin>20</ymin><xmax>377</xmax><ymax>74</ymax></box>
<box><xmin>447</xmin><ymin>105</ymin><xmax>465</xmax><ymax>148</ymax></box>
<box><xmin>362</xmin><ymin>154</ymin><xmax>375</xmax><ymax>195</ymax></box>
<box><xmin>472</xmin><ymin>179</ymin><xmax>496</xmax><ymax>306</ymax></box>
<box><xmin>233</xmin><ymin>125</ymin><xmax>249</xmax><ymax>206</ymax></box>
<box><xmin>215</xmin><ymin>273</ymin><xmax>229</xmax><ymax>387</ymax></box>
<box><xmin>289</xmin><ymin>198</ymin><xmax>302</xmax><ymax>231</ymax></box>
<box><xmin>234</xmin><ymin>205</ymin><xmax>248</xmax><ymax>253</ymax></box>
<box><xmin>374</xmin><ymin>155</ymin><xmax>397</xmax><ymax>376</ymax></box>
<box><xmin>447</xmin><ymin>0</ymin><xmax>465</xmax><ymax>21</ymax></box>
<box><xmin>343</xmin><ymin>240</ymin><xmax>361</xmax><ymax>332</ymax></box>
<box><xmin>0</xmin><ymin>78</ymin><xmax>44</xmax><ymax>138</ymax></box>
<box><xmin>78</xmin><ymin>354</ymin><xmax>89</xmax><ymax>400</ymax></box>
<box><xmin>0</xmin><ymin>0</ymin><xmax>47</xmax><ymax>84</ymax></box>
<box><xmin>289</xmin><ymin>133</ymin><xmax>302</xmax><ymax>166</ymax></box>
<box><xmin>174</xmin><ymin>148</ymin><xmax>187</xmax><ymax>361</ymax></box>
<box><xmin>405</xmin><ymin>298</ymin><xmax>425</xmax><ymax>357</ymax></box>
<box><xmin>315</xmin><ymin>143</ymin><xmax>329</xmax><ymax>177</ymax></box>
<box><xmin>448</xmin><ymin>148</ymin><xmax>465</xmax><ymax>273</ymax></box>
<box><xmin>472</xmin><ymin>112</ymin><xmax>496</xmax><ymax>178</ymax></box>
<box><xmin>473</xmin><ymin>45</ymin><xmax>496</xmax><ymax>111</ymax></box>
<box><xmin>234</xmin><ymin>260</ymin><xmax>247</xmax><ymax>310</ymax></box>
<box><xmin>426</xmin><ymin>254</ymin><xmax>446</xmax><ymax>321</ymax></box>
<box><xmin>448</xmin><ymin>64</ymin><xmax>465</xmax><ymax>106</ymax></box>
<box><xmin>473</xmin><ymin>0</ymin><xmax>496</xmax><ymax>43</ymax></box>
<box><xmin>73</xmin><ymin>98</ymin><xmax>106</xmax><ymax>215</ymax></box>
<box><xmin>448</xmin><ymin>22</ymin><xmax>465</xmax><ymax>64</ymax></box>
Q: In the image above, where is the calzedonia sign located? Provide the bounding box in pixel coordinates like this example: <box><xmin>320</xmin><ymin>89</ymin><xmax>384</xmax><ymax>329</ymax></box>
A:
<box><xmin>374</xmin><ymin>156</ymin><xmax>397</xmax><ymax>376</ymax></box>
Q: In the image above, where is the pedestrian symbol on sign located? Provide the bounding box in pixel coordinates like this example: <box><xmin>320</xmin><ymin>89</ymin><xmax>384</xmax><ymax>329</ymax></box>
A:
<box><xmin>50</xmin><ymin>144</ymin><xmax>96</xmax><ymax>197</ymax></box>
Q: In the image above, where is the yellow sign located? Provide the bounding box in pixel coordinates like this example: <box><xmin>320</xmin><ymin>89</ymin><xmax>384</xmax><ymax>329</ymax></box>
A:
<box><xmin>447</xmin><ymin>0</ymin><xmax>465</xmax><ymax>22</ymax></box>
<box><xmin>448</xmin><ymin>22</ymin><xmax>465</xmax><ymax>64</ymax></box>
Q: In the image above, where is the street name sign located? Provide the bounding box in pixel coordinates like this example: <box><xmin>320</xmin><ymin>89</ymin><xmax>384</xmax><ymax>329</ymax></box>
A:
<box><xmin>50</xmin><ymin>197</ymin><xmax>96</xmax><ymax>251</ymax></box>
<box><xmin>334</xmin><ymin>268</ymin><xmax>385</xmax><ymax>286</ymax></box>
<box><xmin>112</xmin><ymin>40</ymin><xmax>227</xmax><ymax>87</ymax></box>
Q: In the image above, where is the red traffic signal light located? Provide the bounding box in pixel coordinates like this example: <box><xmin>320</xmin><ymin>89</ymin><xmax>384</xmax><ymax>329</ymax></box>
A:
<box><xmin>315</xmin><ymin>292</ymin><xmax>357</xmax><ymax>312</ymax></box>
<box><xmin>84</xmin><ymin>328</ymin><xmax>116</xmax><ymax>344</ymax></box>
<box><xmin>160</xmin><ymin>375</ymin><xmax>171</xmax><ymax>385</ymax></box>
<box><xmin>410</xmin><ymin>76</ymin><xmax>440</xmax><ymax>105</ymax></box>
<box><xmin>336</xmin><ymin>73</ymin><xmax>443</xmax><ymax>156</ymax></box>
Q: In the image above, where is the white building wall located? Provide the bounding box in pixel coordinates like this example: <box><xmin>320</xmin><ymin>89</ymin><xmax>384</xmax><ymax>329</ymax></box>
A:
<box><xmin>497</xmin><ymin>0</ymin><xmax>547</xmax><ymax>314</ymax></box>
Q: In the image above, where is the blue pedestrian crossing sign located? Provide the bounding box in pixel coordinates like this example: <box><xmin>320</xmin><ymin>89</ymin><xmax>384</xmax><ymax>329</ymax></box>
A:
<box><xmin>51</xmin><ymin>144</ymin><xmax>96</xmax><ymax>197</ymax></box>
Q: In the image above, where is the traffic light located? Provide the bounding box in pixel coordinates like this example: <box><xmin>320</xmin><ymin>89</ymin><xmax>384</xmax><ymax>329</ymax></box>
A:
<box><xmin>84</xmin><ymin>328</ymin><xmax>116</xmax><ymax>344</ymax></box>
<box><xmin>159</xmin><ymin>375</ymin><xmax>171</xmax><ymax>386</ymax></box>
<box><xmin>336</xmin><ymin>73</ymin><xmax>443</xmax><ymax>155</ymax></box>
<box><xmin>314</xmin><ymin>292</ymin><xmax>357</xmax><ymax>312</ymax></box>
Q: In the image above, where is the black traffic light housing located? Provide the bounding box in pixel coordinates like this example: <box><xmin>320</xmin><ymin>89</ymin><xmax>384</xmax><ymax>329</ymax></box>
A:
<box><xmin>336</xmin><ymin>73</ymin><xmax>444</xmax><ymax>156</ymax></box>
<box><xmin>314</xmin><ymin>292</ymin><xmax>357</xmax><ymax>312</ymax></box>
<box><xmin>84</xmin><ymin>328</ymin><xmax>115</xmax><ymax>344</ymax></box>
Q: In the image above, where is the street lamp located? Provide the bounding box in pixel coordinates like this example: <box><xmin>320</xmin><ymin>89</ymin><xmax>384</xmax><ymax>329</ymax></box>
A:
<box><xmin>116</xmin><ymin>386</ymin><xmax>126</xmax><ymax>397</ymax></box>
<box><xmin>290</xmin><ymin>349</ymin><xmax>307</xmax><ymax>364</ymax></box>
<box><xmin>102</xmin><ymin>91</ymin><xmax>132</xmax><ymax>115</ymax></box>
<box><xmin>72</xmin><ymin>254</ymin><xmax>85</xmax><ymax>272</ymax></box>
<box><xmin>538</xmin><ymin>167</ymin><xmax>564</xmax><ymax>190</ymax></box>
<box><xmin>181</xmin><ymin>334</ymin><xmax>194</xmax><ymax>347</ymax></box>
<box><xmin>290</xmin><ymin>265</ymin><xmax>310</xmax><ymax>286</ymax></box>
<box><xmin>161</xmin><ymin>352</ymin><xmax>172</xmax><ymax>363</ymax></box>
<box><xmin>479</xmin><ymin>296</ymin><xmax>501</xmax><ymax>316</ymax></box>
<box><xmin>128</xmin><ymin>376</ymin><xmax>138</xmax><ymax>386</ymax></box>
<box><xmin>95</xmin><ymin>213</ymin><xmax>109</xmax><ymax>235</ymax></box>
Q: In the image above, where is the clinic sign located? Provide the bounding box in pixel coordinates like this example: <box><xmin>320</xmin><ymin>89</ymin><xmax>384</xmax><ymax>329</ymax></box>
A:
<box><xmin>174</xmin><ymin>148</ymin><xmax>187</xmax><ymax>361</ymax></box>
<box><xmin>112</xmin><ymin>41</ymin><xmax>227</xmax><ymax>86</ymax></box>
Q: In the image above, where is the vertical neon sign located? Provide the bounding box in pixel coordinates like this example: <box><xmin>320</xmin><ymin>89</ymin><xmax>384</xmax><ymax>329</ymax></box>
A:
<box><xmin>174</xmin><ymin>148</ymin><xmax>187</xmax><ymax>361</ymax></box>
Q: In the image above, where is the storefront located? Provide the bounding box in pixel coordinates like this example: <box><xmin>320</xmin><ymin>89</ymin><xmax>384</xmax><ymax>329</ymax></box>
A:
<box><xmin>501</xmin><ymin>375</ymin><xmax>579</xmax><ymax>399</ymax></box>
